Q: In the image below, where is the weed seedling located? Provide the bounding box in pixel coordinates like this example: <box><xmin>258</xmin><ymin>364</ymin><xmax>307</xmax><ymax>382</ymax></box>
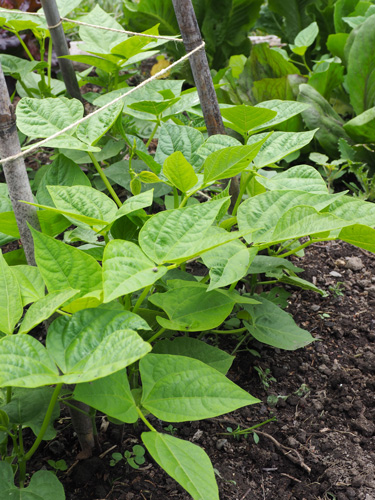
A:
<box><xmin>110</xmin><ymin>445</ymin><xmax>146</xmax><ymax>469</ymax></box>
<box><xmin>254</xmin><ymin>366</ymin><xmax>276</xmax><ymax>389</ymax></box>
<box><xmin>328</xmin><ymin>282</ymin><xmax>345</xmax><ymax>298</ymax></box>
<box><xmin>47</xmin><ymin>459</ymin><xmax>68</xmax><ymax>474</ymax></box>
<box><xmin>164</xmin><ymin>424</ymin><xmax>177</xmax><ymax>436</ymax></box>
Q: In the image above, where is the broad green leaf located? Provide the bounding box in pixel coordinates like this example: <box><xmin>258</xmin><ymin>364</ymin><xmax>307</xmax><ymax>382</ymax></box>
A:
<box><xmin>244</xmin><ymin>297</ymin><xmax>314</xmax><ymax>349</ymax></box>
<box><xmin>152</xmin><ymin>337</ymin><xmax>234</xmax><ymax>375</ymax></box>
<box><xmin>154</xmin><ymin>123</ymin><xmax>204</xmax><ymax>167</ymax></box>
<box><xmin>129</xmin><ymin>98</ymin><xmax>180</xmax><ymax>116</ymax></box>
<box><xmin>252</xmin><ymin>100</ymin><xmax>311</xmax><ymax>133</ymax></box>
<box><xmin>61</xmin><ymin>53</ymin><xmax>118</xmax><ymax>72</ymax></box>
<box><xmin>347</xmin><ymin>15</ymin><xmax>375</xmax><ymax>114</ymax></box>
<box><xmin>339</xmin><ymin>224</ymin><xmax>375</xmax><ymax>252</ymax></box>
<box><xmin>18</xmin><ymin>289</ymin><xmax>79</xmax><ymax>335</ymax></box>
<box><xmin>327</xmin><ymin>33</ymin><xmax>349</xmax><ymax>61</ymax></box>
<box><xmin>290</xmin><ymin>22</ymin><xmax>319</xmax><ymax>56</ymax></box>
<box><xmin>279</xmin><ymin>275</ymin><xmax>325</xmax><ymax>295</ymax></box>
<box><xmin>163</xmin><ymin>152</ymin><xmax>198</xmax><ymax>193</ymax></box>
<box><xmin>115</xmin><ymin>190</ymin><xmax>154</xmax><ymax>218</ymax></box>
<box><xmin>202</xmin><ymin>240</ymin><xmax>255</xmax><ymax>291</ymax></box>
<box><xmin>247</xmin><ymin>130</ymin><xmax>317</xmax><ymax>168</ymax></box>
<box><xmin>248</xmin><ymin>255</ymin><xmax>303</xmax><ymax>275</ymax></box>
<box><xmin>0</xmin><ymin>462</ymin><xmax>65</xmax><ymax>500</ymax></box>
<box><xmin>326</xmin><ymin>196</ymin><xmax>375</xmax><ymax>227</ymax></box>
<box><xmin>268</xmin><ymin>0</ymin><xmax>315</xmax><ymax>42</ymax></box>
<box><xmin>1</xmin><ymin>386</ymin><xmax>60</xmax><ymax>439</ymax></box>
<box><xmin>142</xmin><ymin>432</ymin><xmax>219</xmax><ymax>500</ymax></box>
<box><xmin>343</xmin><ymin>107</ymin><xmax>375</xmax><ymax>142</ymax></box>
<box><xmin>0</xmin><ymin>252</ymin><xmax>22</xmax><ymax>335</ymax></box>
<box><xmin>16</xmin><ymin>97</ymin><xmax>83</xmax><ymax>138</ymax></box>
<box><xmin>111</xmin><ymin>26</ymin><xmax>159</xmax><ymax>59</ymax></box>
<box><xmin>62</xmin><ymin>289</ymin><xmax>103</xmax><ymax>314</ymax></box>
<box><xmin>76</xmin><ymin>101</ymin><xmax>123</xmax><ymax>145</ymax></box>
<box><xmin>11</xmin><ymin>265</ymin><xmax>45</xmax><ymax>306</ymax></box>
<box><xmin>334</xmin><ymin>0</ymin><xmax>359</xmax><ymax>33</ymax></box>
<box><xmin>48</xmin><ymin>185</ymin><xmax>118</xmax><ymax>226</ymax></box>
<box><xmin>74</xmin><ymin>369</ymin><xmax>138</xmax><ymax>423</ymax></box>
<box><xmin>103</xmin><ymin>240</ymin><xmax>168</xmax><ymax>302</ymax></box>
<box><xmin>31</xmin><ymin>228</ymin><xmax>102</xmax><ymax>300</ymax></box>
<box><xmin>238</xmin><ymin>190</ymin><xmax>345</xmax><ymax>243</ymax></box>
<box><xmin>308</xmin><ymin>61</ymin><xmax>344</xmax><ymax>100</ymax></box>
<box><xmin>36</xmin><ymin>154</ymin><xmax>91</xmax><ymax>207</ymax></box>
<box><xmin>46</xmin><ymin>308</ymin><xmax>151</xmax><ymax>384</ymax></box>
<box><xmin>37</xmin><ymin>211</ymin><xmax>71</xmax><ymax>238</ymax></box>
<box><xmin>0</xmin><ymin>211</ymin><xmax>19</xmax><ymax>238</ymax></box>
<box><xmin>140</xmin><ymin>353</ymin><xmax>259</xmax><ymax>420</ymax></box>
<box><xmin>220</xmin><ymin>105</ymin><xmax>277</xmax><ymax>135</ymax></box>
<box><xmin>32</xmin><ymin>135</ymin><xmax>100</xmax><ymax>152</ymax></box>
<box><xmin>0</xmin><ymin>335</ymin><xmax>59</xmax><ymax>388</ymax></box>
<box><xmin>196</xmin><ymin>135</ymin><xmax>241</xmax><ymax>163</ymax></box>
<box><xmin>79</xmin><ymin>5</ymin><xmax>128</xmax><ymax>54</ymax></box>
<box><xmin>149</xmin><ymin>280</ymin><xmax>238</xmax><ymax>331</ymax></box>
<box><xmin>256</xmin><ymin>164</ymin><xmax>328</xmax><ymax>193</ymax></box>
<box><xmin>203</xmin><ymin>141</ymin><xmax>266</xmax><ymax>183</ymax></box>
<box><xmin>0</xmin><ymin>54</ymin><xmax>46</xmax><ymax>79</ymax></box>
<box><xmin>139</xmin><ymin>198</ymin><xmax>238</xmax><ymax>264</ymax></box>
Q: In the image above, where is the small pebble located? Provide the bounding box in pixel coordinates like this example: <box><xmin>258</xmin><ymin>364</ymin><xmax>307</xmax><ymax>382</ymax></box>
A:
<box><xmin>346</xmin><ymin>256</ymin><xmax>364</xmax><ymax>271</ymax></box>
<box><xmin>216</xmin><ymin>439</ymin><xmax>228</xmax><ymax>451</ymax></box>
<box><xmin>330</xmin><ymin>271</ymin><xmax>342</xmax><ymax>278</ymax></box>
<box><xmin>311</xmin><ymin>304</ymin><xmax>320</xmax><ymax>312</ymax></box>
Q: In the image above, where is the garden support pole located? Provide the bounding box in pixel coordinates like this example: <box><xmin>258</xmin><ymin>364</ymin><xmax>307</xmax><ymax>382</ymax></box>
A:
<box><xmin>171</xmin><ymin>0</ymin><xmax>239</xmax><ymax>208</ymax></box>
<box><xmin>40</xmin><ymin>0</ymin><xmax>82</xmax><ymax>101</ymax></box>
<box><xmin>0</xmin><ymin>63</ymin><xmax>39</xmax><ymax>265</ymax></box>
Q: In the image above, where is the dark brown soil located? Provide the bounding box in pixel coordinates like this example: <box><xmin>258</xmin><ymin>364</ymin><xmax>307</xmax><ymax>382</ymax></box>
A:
<box><xmin>24</xmin><ymin>241</ymin><xmax>375</xmax><ymax>500</ymax></box>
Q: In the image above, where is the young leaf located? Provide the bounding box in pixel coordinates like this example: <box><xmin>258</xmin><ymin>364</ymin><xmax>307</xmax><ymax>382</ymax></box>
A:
<box><xmin>339</xmin><ymin>224</ymin><xmax>375</xmax><ymax>253</ymax></box>
<box><xmin>18</xmin><ymin>289</ymin><xmax>80</xmax><ymax>335</ymax></box>
<box><xmin>30</xmin><ymin>228</ymin><xmax>103</xmax><ymax>300</ymax></box>
<box><xmin>76</xmin><ymin>101</ymin><xmax>124</xmax><ymax>146</ymax></box>
<box><xmin>252</xmin><ymin>100</ymin><xmax>311</xmax><ymax>133</ymax></box>
<box><xmin>114</xmin><ymin>189</ymin><xmax>154</xmax><ymax>219</ymax></box>
<box><xmin>11</xmin><ymin>265</ymin><xmax>45</xmax><ymax>306</ymax></box>
<box><xmin>74</xmin><ymin>369</ymin><xmax>138</xmax><ymax>423</ymax></box>
<box><xmin>103</xmin><ymin>240</ymin><xmax>168</xmax><ymax>302</ymax></box>
<box><xmin>142</xmin><ymin>432</ymin><xmax>219</xmax><ymax>500</ymax></box>
<box><xmin>152</xmin><ymin>337</ymin><xmax>234</xmax><ymax>375</ymax></box>
<box><xmin>140</xmin><ymin>354</ymin><xmax>259</xmax><ymax>421</ymax></box>
<box><xmin>290</xmin><ymin>22</ymin><xmax>319</xmax><ymax>56</ymax></box>
<box><xmin>221</xmin><ymin>105</ymin><xmax>277</xmax><ymax>135</ymax></box>
<box><xmin>46</xmin><ymin>308</ymin><xmax>151</xmax><ymax>384</ymax></box>
<box><xmin>256</xmin><ymin>164</ymin><xmax>328</xmax><ymax>193</ymax></box>
<box><xmin>0</xmin><ymin>251</ymin><xmax>23</xmax><ymax>335</ymax></box>
<box><xmin>154</xmin><ymin>123</ymin><xmax>204</xmax><ymax>166</ymax></box>
<box><xmin>163</xmin><ymin>152</ymin><xmax>198</xmax><ymax>193</ymax></box>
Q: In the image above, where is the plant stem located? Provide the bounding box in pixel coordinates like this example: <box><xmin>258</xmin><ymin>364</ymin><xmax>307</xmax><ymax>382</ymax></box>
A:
<box><xmin>231</xmin><ymin>332</ymin><xmax>251</xmax><ymax>355</ymax></box>
<box><xmin>24</xmin><ymin>383</ymin><xmax>63</xmax><ymax>461</ymax></box>
<box><xmin>278</xmin><ymin>238</ymin><xmax>333</xmax><ymax>258</ymax></box>
<box><xmin>47</xmin><ymin>36</ymin><xmax>53</xmax><ymax>88</ymax></box>
<box><xmin>132</xmin><ymin>285</ymin><xmax>152</xmax><ymax>314</ymax></box>
<box><xmin>147</xmin><ymin>327</ymin><xmax>166</xmax><ymax>344</ymax></box>
<box><xmin>229</xmin><ymin>281</ymin><xmax>238</xmax><ymax>291</ymax></box>
<box><xmin>232</xmin><ymin>171</ymin><xmax>253</xmax><ymax>217</ymax></box>
<box><xmin>209</xmin><ymin>327</ymin><xmax>246</xmax><ymax>335</ymax></box>
<box><xmin>179</xmin><ymin>195</ymin><xmax>188</xmax><ymax>208</ymax></box>
<box><xmin>88</xmin><ymin>152</ymin><xmax>122</xmax><ymax>208</ymax></box>
<box><xmin>13</xmin><ymin>31</ymin><xmax>34</xmax><ymax>60</ymax></box>
<box><xmin>145</xmin><ymin>120</ymin><xmax>159</xmax><ymax>149</ymax></box>
<box><xmin>18</xmin><ymin>426</ymin><xmax>26</xmax><ymax>487</ymax></box>
<box><xmin>173</xmin><ymin>187</ymin><xmax>180</xmax><ymax>208</ymax></box>
<box><xmin>136</xmin><ymin>407</ymin><xmax>157</xmax><ymax>432</ymax></box>
<box><xmin>6</xmin><ymin>387</ymin><xmax>11</xmax><ymax>404</ymax></box>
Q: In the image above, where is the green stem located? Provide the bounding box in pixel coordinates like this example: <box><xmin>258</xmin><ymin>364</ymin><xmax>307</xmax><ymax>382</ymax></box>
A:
<box><xmin>229</xmin><ymin>281</ymin><xmax>238</xmax><ymax>291</ymax></box>
<box><xmin>302</xmin><ymin>53</ymin><xmax>311</xmax><ymax>73</ymax></box>
<box><xmin>88</xmin><ymin>152</ymin><xmax>122</xmax><ymax>208</ymax></box>
<box><xmin>124</xmin><ymin>294</ymin><xmax>131</xmax><ymax>310</ymax></box>
<box><xmin>145</xmin><ymin>120</ymin><xmax>159</xmax><ymax>149</ymax></box>
<box><xmin>18</xmin><ymin>426</ymin><xmax>26</xmax><ymax>487</ymax></box>
<box><xmin>56</xmin><ymin>309</ymin><xmax>71</xmax><ymax>316</ymax></box>
<box><xmin>147</xmin><ymin>327</ymin><xmax>166</xmax><ymax>344</ymax></box>
<box><xmin>179</xmin><ymin>195</ymin><xmax>188</xmax><ymax>208</ymax></box>
<box><xmin>59</xmin><ymin>400</ymin><xmax>91</xmax><ymax>417</ymax></box>
<box><xmin>136</xmin><ymin>407</ymin><xmax>157</xmax><ymax>432</ymax></box>
<box><xmin>278</xmin><ymin>238</ymin><xmax>333</xmax><ymax>258</ymax></box>
<box><xmin>24</xmin><ymin>384</ymin><xmax>63</xmax><ymax>461</ymax></box>
<box><xmin>209</xmin><ymin>327</ymin><xmax>247</xmax><ymax>335</ymax></box>
<box><xmin>180</xmin><ymin>262</ymin><xmax>186</xmax><ymax>272</ymax></box>
<box><xmin>173</xmin><ymin>187</ymin><xmax>180</xmax><ymax>209</ymax></box>
<box><xmin>231</xmin><ymin>332</ymin><xmax>251</xmax><ymax>355</ymax></box>
<box><xmin>13</xmin><ymin>31</ymin><xmax>34</xmax><ymax>60</ymax></box>
<box><xmin>6</xmin><ymin>387</ymin><xmax>11</xmax><ymax>404</ymax></box>
<box><xmin>132</xmin><ymin>285</ymin><xmax>152</xmax><ymax>314</ymax></box>
<box><xmin>232</xmin><ymin>172</ymin><xmax>253</xmax><ymax>217</ymax></box>
<box><xmin>256</xmin><ymin>280</ymin><xmax>279</xmax><ymax>285</ymax></box>
<box><xmin>199</xmin><ymin>274</ymin><xmax>210</xmax><ymax>284</ymax></box>
<box><xmin>18</xmin><ymin>79</ymin><xmax>34</xmax><ymax>98</ymax></box>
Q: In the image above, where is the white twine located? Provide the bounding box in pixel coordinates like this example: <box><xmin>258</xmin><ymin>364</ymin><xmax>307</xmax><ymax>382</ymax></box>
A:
<box><xmin>0</xmin><ymin>41</ymin><xmax>205</xmax><ymax>165</ymax></box>
<box><xmin>0</xmin><ymin>8</ymin><xmax>184</xmax><ymax>41</ymax></box>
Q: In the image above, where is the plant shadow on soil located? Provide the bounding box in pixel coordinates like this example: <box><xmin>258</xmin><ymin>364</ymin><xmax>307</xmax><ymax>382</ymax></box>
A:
<box><xmin>23</xmin><ymin>241</ymin><xmax>375</xmax><ymax>500</ymax></box>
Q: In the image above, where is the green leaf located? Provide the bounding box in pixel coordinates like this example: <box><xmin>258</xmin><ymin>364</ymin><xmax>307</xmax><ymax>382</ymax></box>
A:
<box><xmin>247</xmin><ymin>255</ymin><xmax>303</xmax><ymax>275</ymax></box>
<box><xmin>16</xmin><ymin>97</ymin><xmax>83</xmax><ymax>138</ymax></box>
<box><xmin>196</xmin><ymin>135</ymin><xmax>241</xmax><ymax>163</ymax></box>
<box><xmin>308</xmin><ymin>62</ymin><xmax>344</xmax><ymax>100</ymax></box>
<box><xmin>76</xmin><ymin>102</ymin><xmax>123</xmax><ymax>145</ymax></box>
<box><xmin>238</xmin><ymin>190</ymin><xmax>345</xmax><ymax>243</ymax></box>
<box><xmin>129</xmin><ymin>98</ymin><xmax>180</xmax><ymax>116</ymax></box>
<box><xmin>0</xmin><ymin>462</ymin><xmax>65</xmax><ymax>500</ymax></box>
<box><xmin>290</xmin><ymin>22</ymin><xmax>319</xmax><ymax>56</ymax></box>
<box><xmin>256</xmin><ymin>164</ymin><xmax>328</xmax><ymax>193</ymax></box>
<box><xmin>220</xmin><ymin>105</ymin><xmax>277</xmax><ymax>135</ymax></box>
<box><xmin>279</xmin><ymin>275</ymin><xmax>325</xmax><ymax>295</ymax></box>
<box><xmin>74</xmin><ymin>369</ymin><xmax>138</xmax><ymax>423</ymax></box>
<box><xmin>0</xmin><ymin>211</ymin><xmax>20</xmax><ymax>238</ymax></box>
<box><xmin>327</xmin><ymin>33</ymin><xmax>349</xmax><ymax>61</ymax></box>
<box><xmin>0</xmin><ymin>54</ymin><xmax>46</xmax><ymax>79</ymax></box>
<box><xmin>244</xmin><ymin>296</ymin><xmax>314</xmax><ymax>349</ymax></box>
<box><xmin>18</xmin><ymin>289</ymin><xmax>79</xmax><ymax>335</ymax></box>
<box><xmin>1</xmin><ymin>387</ymin><xmax>60</xmax><ymax>439</ymax></box>
<box><xmin>0</xmin><ymin>252</ymin><xmax>23</xmax><ymax>335</ymax></box>
<box><xmin>247</xmin><ymin>130</ymin><xmax>317</xmax><ymax>168</ymax></box>
<box><xmin>152</xmin><ymin>337</ymin><xmax>234</xmax><ymax>375</ymax></box>
<box><xmin>37</xmin><ymin>211</ymin><xmax>71</xmax><ymax>238</ymax></box>
<box><xmin>142</xmin><ymin>432</ymin><xmax>219</xmax><ymax>500</ymax></box>
<box><xmin>115</xmin><ymin>190</ymin><xmax>154</xmax><ymax>219</ymax></box>
<box><xmin>339</xmin><ymin>224</ymin><xmax>375</xmax><ymax>252</ymax></box>
<box><xmin>0</xmin><ymin>335</ymin><xmax>59</xmax><ymax>388</ymax></box>
<box><xmin>347</xmin><ymin>15</ymin><xmax>375</xmax><ymax>114</ymax></box>
<box><xmin>253</xmin><ymin>100</ymin><xmax>311</xmax><ymax>133</ymax></box>
<box><xmin>46</xmin><ymin>308</ymin><xmax>151</xmax><ymax>384</ymax></box>
<box><xmin>103</xmin><ymin>240</ymin><xmax>168</xmax><ymax>302</ymax></box>
<box><xmin>203</xmin><ymin>142</ymin><xmax>266</xmax><ymax>183</ymax></box>
<box><xmin>47</xmin><ymin>185</ymin><xmax>118</xmax><ymax>226</ymax></box>
<box><xmin>140</xmin><ymin>353</ymin><xmax>259</xmax><ymax>421</ymax></box>
<box><xmin>149</xmin><ymin>280</ymin><xmax>238</xmax><ymax>331</ymax></box>
<box><xmin>31</xmin><ymin>228</ymin><xmax>102</xmax><ymax>300</ymax></box>
<box><xmin>268</xmin><ymin>0</ymin><xmax>315</xmax><ymax>42</ymax></box>
<box><xmin>139</xmin><ymin>198</ymin><xmax>237</xmax><ymax>264</ymax></box>
<box><xmin>334</xmin><ymin>0</ymin><xmax>359</xmax><ymax>33</ymax></box>
<box><xmin>11</xmin><ymin>265</ymin><xmax>45</xmax><ymax>306</ymax></box>
<box><xmin>343</xmin><ymin>107</ymin><xmax>375</xmax><ymax>142</ymax></box>
<box><xmin>326</xmin><ymin>196</ymin><xmax>375</xmax><ymax>227</ymax></box>
<box><xmin>202</xmin><ymin>240</ymin><xmax>255</xmax><ymax>290</ymax></box>
<box><xmin>154</xmin><ymin>123</ymin><xmax>204</xmax><ymax>167</ymax></box>
<box><xmin>163</xmin><ymin>152</ymin><xmax>198</xmax><ymax>193</ymax></box>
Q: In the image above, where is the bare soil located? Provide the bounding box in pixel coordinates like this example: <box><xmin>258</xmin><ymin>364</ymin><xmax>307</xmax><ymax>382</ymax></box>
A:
<box><xmin>22</xmin><ymin>240</ymin><xmax>375</xmax><ymax>500</ymax></box>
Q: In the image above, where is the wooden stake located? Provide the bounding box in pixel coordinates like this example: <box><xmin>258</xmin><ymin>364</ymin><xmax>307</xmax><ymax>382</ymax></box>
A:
<box><xmin>0</xmin><ymin>64</ymin><xmax>39</xmax><ymax>265</ymax></box>
<box><xmin>40</xmin><ymin>0</ymin><xmax>82</xmax><ymax>101</ymax></box>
